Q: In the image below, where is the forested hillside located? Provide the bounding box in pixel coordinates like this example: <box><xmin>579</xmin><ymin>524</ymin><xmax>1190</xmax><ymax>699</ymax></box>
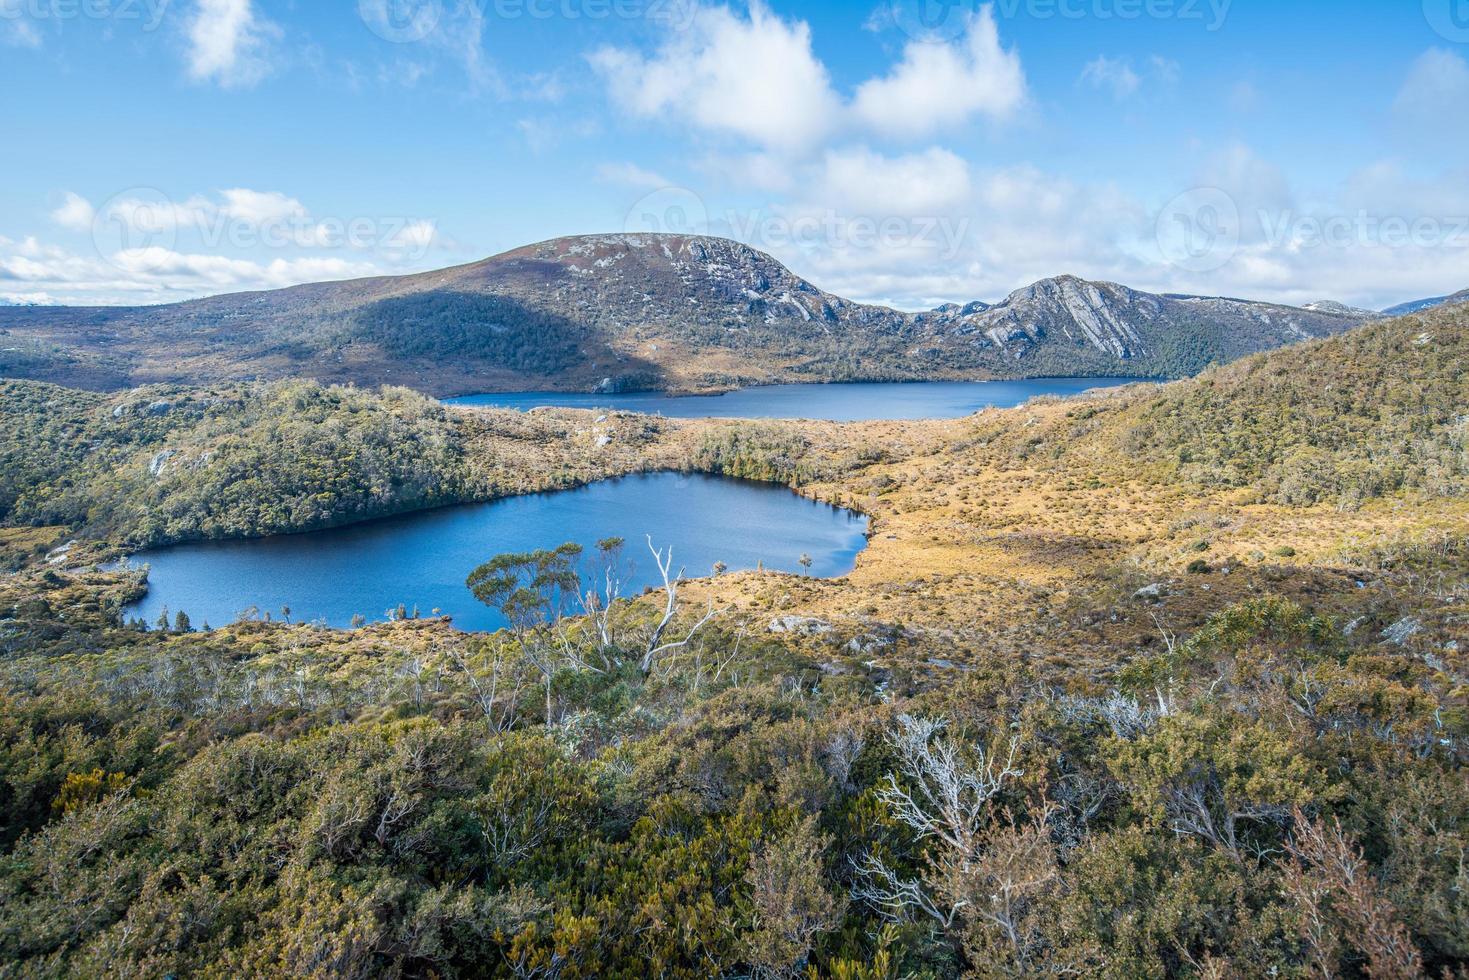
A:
<box><xmin>0</xmin><ymin>381</ymin><xmax>472</xmax><ymax>548</ymax></box>
<box><xmin>1127</xmin><ymin>308</ymin><xmax>1467</xmax><ymax>505</ymax></box>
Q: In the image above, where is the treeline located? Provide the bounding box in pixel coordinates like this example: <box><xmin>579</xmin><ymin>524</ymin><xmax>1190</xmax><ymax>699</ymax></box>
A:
<box><xmin>692</xmin><ymin>423</ymin><xmax>890</xmax><ymax>487</ymax></box>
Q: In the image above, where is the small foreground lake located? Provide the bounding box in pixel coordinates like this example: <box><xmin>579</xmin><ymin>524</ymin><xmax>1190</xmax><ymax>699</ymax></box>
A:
<box><xmin>446</xmin><ymin>378</ymin><xmax>1147</xmax><ymax>421</ymax></box>
<box><xmin>123</xmin><ymin>473</ymin><xmax>869</xmax><ymax>633</ymax></box>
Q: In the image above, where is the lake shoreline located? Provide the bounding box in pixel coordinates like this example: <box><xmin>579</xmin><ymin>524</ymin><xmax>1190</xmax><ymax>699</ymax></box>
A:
<box><xmin>121</xmin><ymin>473</ymin><xmax>872</xmax><ymax>633</ymax></box>
<box><xmin>446</xmin><ymin>377</ymin><xmax>1154</xmax><ymax>422</ymax></box>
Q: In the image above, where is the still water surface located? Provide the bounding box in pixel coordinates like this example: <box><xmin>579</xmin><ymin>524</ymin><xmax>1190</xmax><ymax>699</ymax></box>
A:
<box><xmin>124</xmin><ymin>473</ymin><xmax>868</xmax><ymax>632</ymax></box>
<box><xmin>447</xmin><ymin>378</ymin><xmax>1146</xmax><ymax>421</ymax></box>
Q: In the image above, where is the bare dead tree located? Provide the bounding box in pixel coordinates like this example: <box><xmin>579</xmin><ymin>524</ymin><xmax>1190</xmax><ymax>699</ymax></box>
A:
<box><xmin>580</xmin><ymin>537</ymin><xmax>627</xmax><ymax>652</ymax></box>
<box><xmin>442</xmin><ymin>640</ymin><xmax>522</xmax><ymax>734</ymax></box>
<box><xmin>639</xmin><ymin>536</ymin><xmax>721</xmax><ymax>675</ymax></box>
<box><xmin>1149</xmin><ymin>611</ymin><xmax>1182</xmax><ymax>716</ymax></box>
<box><xmin>852</xmin><ymin>715</ymin><xmax>1024</xmax><ymax>927</ymax></box>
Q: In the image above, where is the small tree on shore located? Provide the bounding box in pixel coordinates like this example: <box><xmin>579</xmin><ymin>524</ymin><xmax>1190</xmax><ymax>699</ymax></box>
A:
<box><xmin>467</xmin><ymin>543</ymin><xmax>583</xmax><ymax>724</ymax></box>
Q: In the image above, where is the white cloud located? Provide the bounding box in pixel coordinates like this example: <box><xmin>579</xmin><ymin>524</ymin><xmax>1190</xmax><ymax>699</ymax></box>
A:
<box><xmin>4</xmin><ymin>184</ymin><xmax>456</xmax><ymax>304</ymax></box>
<box><xmin>1080</xmin><ymin>55</ymin><xmax>1180</xmax><ymax>101</ymax></box>
<box><xmin>185</xmin><ymin>0</ymin><xmax>279</xmax><ymax>89</ymax></box>
<box><xmin>696</xmin><ymin>151</ymin><xmax>797</xmax><ymax>192</ymax></box>
<box><xmin>589</xmin><ymin>2</ymin><xmax>841</xmax><ymax>153</ymax></box>
<box><xmin>217</xmin><ymin>189</ymin><xmax>307</xmax><ymax>225</ymax></box>
<box><xmin>1150</xmin><ymin>56</ymin><xmax>1181</xmax><ymax>87</ymax></box>
<box><xmin>51</xmin><ymin>192</ymin><xmax>96</xmax><ymax>232</ymax></box>
<box><xmin>0</xmin><ymin>236</ymin><xmax>387</xmax><ymax>304</ymax></box>
<box><xmin>1198</xmin><ymin>143</ymin><xmax>1294</xmax><ymax>228</ymax></box>
<box><xmin>434</xmin><ymin>2</ymin><xmax>502</xmax><ymax>96</ymax></box>
<box><xmin>1395</xmin><ymin>48</ymin><xmax>1469</xmax><ymax>117</ymax></box>
<box><xmin>2</xmin><ymin>291</ymin><xmax>58</xmax><ymax>305</ymax></box>
<box><xmin>595</xmin><ymin>163</ymin><xmax>674</xmax><ymax>191</ymax></box>
<box><xmin>1080</xmin><ymin>56</ymin><xmax>1140</xmax><ymax>99</ymax></box>
<box><xmin>385</xmin><ymin>219</ymin><xmax>441</xmax><ymax>252</ymax></box>
<box><xmin>819</xmin><ymin>147</ymin><xmax>971</xmax><ymax>215</ymax></box>
<box><xmin>852</xmin><ymin>5</ymin><xmax>1025</xmax><ymax>140</ymax></box>
<box><xmin>110</xmin><ymin>247</ymin><xmax>377</xmax><ymax>289</ymax></box>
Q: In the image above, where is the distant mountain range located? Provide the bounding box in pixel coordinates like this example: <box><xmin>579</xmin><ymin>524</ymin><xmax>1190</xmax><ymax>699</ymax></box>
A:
<box><xmin>0</xmin><ymin>233</ymin><xmax>1441</xmax><ymax>395</ymax></box>
<box><xmin>1381</xmin><ymin>288</ymin><xmax>1469</xmax><ymax>317</ymax></box>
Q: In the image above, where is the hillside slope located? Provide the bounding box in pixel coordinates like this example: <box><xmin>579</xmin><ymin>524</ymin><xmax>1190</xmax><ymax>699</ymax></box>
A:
<box><xmin>0</xmin><ymin>234</ymin><xmax>1368</xmax><ymax>395</ymax></box>
<box><xmin>1124</xmin><ymin>300</ymin><xmax>1467</xmax><ymax>506</ymax></box>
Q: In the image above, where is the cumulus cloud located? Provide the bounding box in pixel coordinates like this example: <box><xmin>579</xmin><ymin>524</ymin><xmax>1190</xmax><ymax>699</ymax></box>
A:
<box><xmin>385</xmin><ymin>219</ymin><xmax>443</xmax><ymax>253</ymax></box>
<box><xmin>819</xmin><ymin>147</ymin><xmax>971</xmax><ymax>215</ymax></box>
<box><xmin>216</xmin><ymin>189</ymin><xmax>308</xmax><ymax>225</ymax></box>
<box><xmin>704</xmin><ymin>140</ymin><xmax>1469</xmax><ymax>313</ymax></box>
<box><xmin>5</xmin><ymin>185</ymin><xmax>455</xmax><ymax>304</ymax></box>
<box><xmin>589</xmin><ymin>3</ymin><xmax>841</xmax><ymax>154</ymax></box>
<box><xmin>1080</xmin><ymin>56</ymin><xmax>1140</xmax><ymax>99</ymax></box>
<box><xmin>1395</xmin><ymin>48</ymin><xmax>1469</xmax><ymax>117</ymax></box>
<box><xmin>1080</xmin><ymin>55</ymin><xmax>1180</xmax><ymax>101</ymax></box>
<box><xmin>853</xmin><ymin>6</ymin><xmax>1026</xmax><ymax>139</ymax></box>
<box><xmin>1197</xmin><ymin>143</ymin><xmax>1295</xmax><ymax>235</ymax></box>
<box><xmin>0</xmin><ymin>236</ymin><xmax>386</xmax><ymax>304</ymax></box>
<box><xmin>185</xmin><ymin>0</ymin><xmax>280</xmax><ymax>89</ymax></box>
<box><xmin>51</xmin><ymin>192</ymin><xmax>96</xmax><ymax>232</ymax></box>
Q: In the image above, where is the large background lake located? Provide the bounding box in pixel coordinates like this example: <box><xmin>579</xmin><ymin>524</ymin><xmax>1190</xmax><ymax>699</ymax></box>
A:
<box><xmin>446</xmin><ymin>378</ymin><xmax>1147</xmax><ymax>421</ymax></box>
<box><xmin>124</xmin><ymin>474</ymin><xmax>868</xmax><ymax>633</ymax></box>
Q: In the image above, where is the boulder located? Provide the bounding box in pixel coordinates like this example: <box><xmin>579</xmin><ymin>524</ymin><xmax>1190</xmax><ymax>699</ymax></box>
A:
<box><xmin>148</xmin><ymin>449</ymin><xmax>178</xmax><ymax>477</ymax></box>
<box><xmin>769</xmin><ymin>615</ymin><xmax>832</xmax><ymax>636</ymax></box>
<box><xmin>1382</xmin><ymin>617</ymin><xmax>1423</xmax><ymax>646</ymax></box>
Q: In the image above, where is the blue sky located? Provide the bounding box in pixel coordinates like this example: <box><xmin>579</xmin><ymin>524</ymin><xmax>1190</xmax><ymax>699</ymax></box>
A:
<box><xmin>2</xmin><ymin>0</ymin><xmax>1467</xmax><ymax>309</ymax></box>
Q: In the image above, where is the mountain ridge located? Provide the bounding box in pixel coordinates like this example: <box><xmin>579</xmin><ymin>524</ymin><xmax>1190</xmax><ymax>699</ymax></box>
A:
<box><xmin>0</xmin><ymin>232</ymin><xmax>1374</xmax><ymax>396</ymax></box>
<box><xmin>1381</xmin><ymin>287</ymin><xmax>1469</xmax><ymax>317</ymax></box>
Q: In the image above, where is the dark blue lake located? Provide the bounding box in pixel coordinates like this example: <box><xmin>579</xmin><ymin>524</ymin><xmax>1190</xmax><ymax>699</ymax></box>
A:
<box><xmin>446</xmin><ymin>378</ymin><xmax>1147</xmax><ymax>421</ymax></box>
<box><xmin>123</xmin><ymin>473</ymin><xmax>868</xmax><ymax>632</ymax></box>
